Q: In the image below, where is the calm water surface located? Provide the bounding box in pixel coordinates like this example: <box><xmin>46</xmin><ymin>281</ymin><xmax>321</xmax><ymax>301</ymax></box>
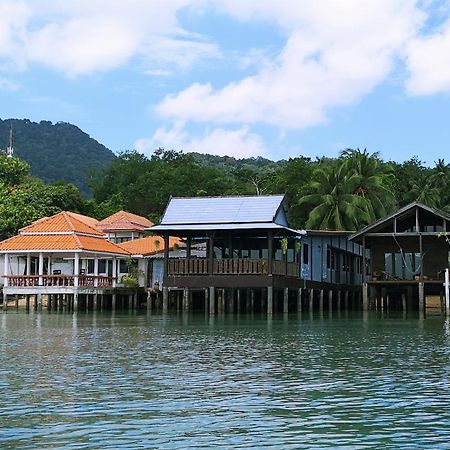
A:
<box><xmin>1</xmin><ymin>311</ymin><xmax>450</xmax><ymax>449</ymax></box>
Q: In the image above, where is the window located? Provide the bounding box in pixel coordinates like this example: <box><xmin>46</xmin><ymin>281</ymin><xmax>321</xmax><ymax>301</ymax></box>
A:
<box><xmin>98</xmin><ymin>259</ymin><xmax>106</xmax><ymax>274</ymax></box>
<box><xmin>87</xmin><ymin>260</ymin><xmax>94</xmax><ymax>274</ymax></box>
<box><xmin>303</xmin><ymin>243</ymin><xmax>309</xmax><ymax>265</ymax></box>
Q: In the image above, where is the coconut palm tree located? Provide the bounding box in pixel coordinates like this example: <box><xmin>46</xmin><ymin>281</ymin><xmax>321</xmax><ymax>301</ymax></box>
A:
<box><xmin>340</xmin><ymin>148</ymin><xmax>396</xmax><ymax>222</ymax></box>
<box><xmin>299</xmin><ymin>161</ymin><xmax>370</xmax><ymax>230</ymax></box>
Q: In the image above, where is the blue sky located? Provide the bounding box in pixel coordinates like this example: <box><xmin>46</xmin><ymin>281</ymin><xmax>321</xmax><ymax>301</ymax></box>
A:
<box><xmin>1</xmin><ymin>1</ymin><xmax>450</xmax><ymax>165</ymax></box>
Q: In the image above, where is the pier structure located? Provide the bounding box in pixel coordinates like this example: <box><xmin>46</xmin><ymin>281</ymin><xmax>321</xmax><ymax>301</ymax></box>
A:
<box><xmin>350</xmin><ymin>202</ymin><xmax>450</xmax><ymax>316</ymax></box>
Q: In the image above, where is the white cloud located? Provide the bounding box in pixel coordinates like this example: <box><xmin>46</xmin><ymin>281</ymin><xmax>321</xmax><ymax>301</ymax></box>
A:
<box><xmin>0</xmin><ymin>0</ymin><xmax>219</xmax><ymax>77</ymax></box>
<box><xmin>406</xmin><ymin>18</ymin><xmax>450</xmax><ymax>95</ymax></box>
<box><xmin>135</xmin><ymin>123</ymin><xmax>267</xmax><ymax>158</ymax></box>
<box><xmin>157</xmin><ymin>1</ymin><xmax>424</xmax><ymax>129</ymax></box>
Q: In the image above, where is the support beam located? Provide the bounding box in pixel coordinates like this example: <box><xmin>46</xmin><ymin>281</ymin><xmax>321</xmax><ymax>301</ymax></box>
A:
<box><xmin>418</xmin><ymin>282</ymin><xmax>425</xmax><ymax>317</ymax></box>
<box><xmin>283</xmin><ymin>288</ymin><xmax>289</xmax><ymax>314</ymax></box>
<box><xmin>162</xmin><ymin>287</ymin><xmax>169</xmax><ymax>313</ymax></box>
<box><xmin>363</xmin><ymin>284</ymin><xmax>369</xmax><ymax>311</ymax></box>
<box><xmin>209</xmin><ymin>287</ymin><xmax>215</xmax><ymax>315</ymax></box>
<box><xmin>267</xmin><ymin>286</ymin><xmax>273</xmax><ymax>315</ymax></box>
<box><xmin>297</xmin><ymin>288</ymin><xmax>302</xmax><ymax>313</ymax></box>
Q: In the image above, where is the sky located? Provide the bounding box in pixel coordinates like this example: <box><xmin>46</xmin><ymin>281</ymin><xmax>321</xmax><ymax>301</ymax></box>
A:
<box><xmin>1</xmin><ymin>0</ymin><xmax>450</xmax><ymax>164</ymax></box>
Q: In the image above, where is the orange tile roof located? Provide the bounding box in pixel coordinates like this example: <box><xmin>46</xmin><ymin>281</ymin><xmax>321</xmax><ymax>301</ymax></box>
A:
<box><xmin>117</xmin><ymin>236</ymin><xmax>180</xmax><ymax>256</ymax></box>
<box><xmin>0</xmin><ymin>233</ymin><xmax>129</xmax><ymax>254</ymax></box>
<box><xmin>99</xmin><ymin>210</ymin><xmax>154</xmax><ymax>232</ymax></box>
<box><xmin>20</xmin><ymin>211</ymin><xmax>103</xmax><ymax>236</ymax></box>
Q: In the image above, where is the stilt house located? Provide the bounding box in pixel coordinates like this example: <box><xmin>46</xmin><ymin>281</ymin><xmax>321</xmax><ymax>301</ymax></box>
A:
<box><xmin>150</xmin><ymin>195</ymin><xmax>305</xmax><ymax>313</ymax></box>
<box><xmin>350</xmin><ymin>202</ymin><xmax>450</xmax><ymax>312</ymax></box>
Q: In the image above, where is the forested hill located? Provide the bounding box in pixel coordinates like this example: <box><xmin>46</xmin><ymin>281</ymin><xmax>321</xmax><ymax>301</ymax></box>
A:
<box><xmin>0</xmin><ymin>118</ymin><xmax>116</xmax><ymax>195</ymax></box>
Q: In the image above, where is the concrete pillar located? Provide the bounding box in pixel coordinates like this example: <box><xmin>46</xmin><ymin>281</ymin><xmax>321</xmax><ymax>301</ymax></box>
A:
<box><xmin>73</xmin><ymin>293</ymin><xmax>78</xmax><ymax>312</ymax></box>
<box><xmin>15</xmin><ymin>294</ymin><xmax>19</xmax><ymax>309</ymax></box>
<box><xmin>74</xmin><ymin>253</ymin><xmax>80</xmax><ymax>288</ymax></box>
<box><xmin>267</xmin><ymin>286</ymin><xmax>273</xmax><ymax>315</ymax></box>
<box><xmin>26</xmin><ymin>295</ymin><xmax>30</xmax><ymax>311</ymax></box>
<box><xmin>344</xmin><ymin>290</ymin><xmax>349</xmax><ymax>309</ymax></box>
<box><xmin>250</xmin><ymin>289</ymin><xmax>255</xmax><ymax>312</ymax></box>
<box><xmin>112</xmin><ymin>293</ymin><xmax>116</xmax><ymax>311</ymax></box>
<box><xmin>133</xmin><ymin>293</ymin><xmax>138</xmax><ymax>310</ymax></box>
<box><xmin>319</xmin><ymin>290</ymin><xmax>324</xmax><ymax>312</ymax></box>
<box><xmin>93</xmin><ymin>294</ymin><xmax>98</xmax><ymax>310</ymax></box>
<box><xmin>362</xmin><ymin>284</ymin><xmax>369</xmax><ymax>311</ymax></box>
<box><xmin>337</xmin><ymin>290</ymin><xmax>342</xmax><ymax>310</ymax></box>
<box><xmin>38</xmin><ymin>252</ymin><xmax>44</xmax><ymax>286</ymax></box>
<box><xmin>236</xmin><ymin>289</ymin><xmax>241</xmax><ymax>313</ymax></box>
<box><xmin>328</xmin><ymin>290</ymin><xmax>333</xmax><ymax>314</ymax></box>
<box><xmin>297</xmin><ymin>288</ymin><xmax>302</xmax><ymax>313</ymax></box>
<box><xmin>402</xmin><ymin>291</ymin><xmax>407</xmax><ymax>313</ymax></box>
<box><xmin>209</xmin><ymin>287</ymin><xmax>215</xmax><ymax>315</ymax></box>
<box><xmin>2</xmin><ymin>294</ymin><xmax>7</xmax><ymax>311</ymax></box>
<box><xmin>283</xmin><ymin>288</ymin><xmax>289</xmax><ymax>314</ymax></box>
<box><xmin>3</xmin><ymin>254</ymin><xmax>8</xmax><ymax>287</ymax></box>
<box><xmin>309</xmin><ymin>288</ymin><xmax>314</xmax><ymax>311</ymax></box>
<box><xmin>147</xmin><ymin>291</ymin><xmax>152</xmax><ymax>311</ymax></box>
<box><xmin>112</xmin><ymin>258</ymin><xmax>117</xmax><ymax>288</ymax></box>
<box><xmin>419</xmin><ymin>282</ymin><xmax>425</xmax><ymax>317</ymax></box>
<box><xmin>204</xmin><ymin>288</ymin><xmax>209</xmax><ymax>314</ymax></box>
<box><xmin>37</xmin><ymin>293</ymin><xmax>42</xmax><ymax>310</ymax></box>
<box><xmin>94</xmin><ymin>256</ymin><xmax>99</xmax><ymax>288</ymax></box>
<box><xmin>183</xmin><ymin>288</ymin><xmax>189</xmax><ymax>310</ymax></box>
<box><xmin>162</xmin><ymin>287</ymin><xmax>169</xmax><ymax>313</ymax></box>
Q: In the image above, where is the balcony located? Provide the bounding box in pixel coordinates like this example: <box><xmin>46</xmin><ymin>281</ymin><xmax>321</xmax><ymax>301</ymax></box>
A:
<box><xmin>168</xmin><ymin>258</ymin><xmax>299</xmax><ymax>277</ymax></box>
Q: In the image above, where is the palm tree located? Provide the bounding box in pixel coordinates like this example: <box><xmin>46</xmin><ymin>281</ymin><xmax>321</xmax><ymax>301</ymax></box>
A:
<box><xmin>299</xmin><ymin>162</ymin><xmax>370</xmax><ymax>230</ymax></box>
<box><xmin>340</xmin><ymin>148</ymin><xmax>396</xmax><ymax>222</ymax></box>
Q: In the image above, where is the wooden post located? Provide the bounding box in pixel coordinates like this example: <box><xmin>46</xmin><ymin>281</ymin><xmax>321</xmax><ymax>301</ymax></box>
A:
<box><xmin>250</xmin><ymin>289</ymin><xmax>255</xmax><ymax>312</ymax></box>
<box><xmin>297</xmin><ymin>288</ymin><xmax>302</xmax><ymax>313</ymax></box>
<box><xmin>319</xmin><ymin>289</ymin><xmax>324</xmax><ymax>313</ymax></box>
<box><xmin>337</xmin><ymin>290</ymin><xmax>342</xmax><ymax>310</ymax></box>
<box><xmin>344</xmin><ymin>290</ymin><xmax>349</xmax><ymax>309</ymax></box>
<box><xmin>93</xmin><ymin>294</ymin><xmax>98</xmax><ymax>310</ymax></box>
<box><xmin>230</xmin><ymin>289</ymin><xmax>235</xmax><ymax>313</ymax></box>
<box><xmin>283</xmin><ymin>288</ymin><xmax>289</xmax><ymax>313</ymax></box>
<box><xmin>267</xmin><ymin>286</ymin><xmax>273</xmax><ymax>315</ymax></box>
<box><xmin>445</xmin><ymin>269</ymin><xmax>450</xmax><ymax>316</ymax></box>
<box><xmin>112</xmin><ymin>293</ymin><xmax>116</xmax><ymax>311</ymax></box>
<box><xmin>204</xmin><ymin>288</ymin><xmax>209</xmax><ymax>314</ymax></box>
<box><xmin>328</xmin><ymin>290</ymin><xmax>333</xmax><ymax>313</ymax></box>
<box><xmin>147</xmin><ymin>291</ymin><xmax>152</xmax><ymax>311</ymax></box>
<box><xmin>209</xmin><ymin>287</ymin><xmax>215</xmax><ymax>315</ymax></box>
<box><xmin>268</xmin><ymin>231</ymin><xmax>273</xmax><ymax>275</ymax></box>
<box><xmin>208</xmin><ymin>233</ymin><xmax>214</xmax><ymax>275</ymax></box>
<box><xmin>26</xmin><ymin>295</ymin><xmax>30</xmax><ymax>311</ymax></box>
<box><xmin>163</xmin><ymin>233</ymin><xmax>169</xmax><ymax>279</ymax></box>
<box><xmin>2</xmin><ymin>294</ymin><xmax>7</xmax><ymax>311</ymax></box>
<box><xmin>73</xmin><ymin>293</ymin><xmax>78</xmax><ymax>312</ymax></box>
<box><xmin>402</xmin><ymin>291</ymin><xmax>407</xmax><ymax>313</ymax></box>
<box><xmin>15</xmin><ymin>294</ymin><xmax>19</xmax><ymax>309</ymax></box>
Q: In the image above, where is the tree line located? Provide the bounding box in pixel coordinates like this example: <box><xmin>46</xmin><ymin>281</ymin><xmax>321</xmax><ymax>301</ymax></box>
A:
<box><xmin>0</xmin><ymin>148</ymin><xmax>449</xmax><ymax>239</ymax></box>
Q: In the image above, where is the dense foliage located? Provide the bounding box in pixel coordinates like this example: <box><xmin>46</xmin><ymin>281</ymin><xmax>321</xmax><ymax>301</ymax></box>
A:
<box><xmin>0</xmin><ymin>155</ymin><xmax>85</xmax><ymax>239</ymax></box>
<box><xmin>1</xmin><ymin>131</ymin><xmax>449</xmax><ymax>237</ymax></box>
<box><xmin>0</xmin><ymin>118</ymin><xmax>115</xmax><ymax>195</ymax></box>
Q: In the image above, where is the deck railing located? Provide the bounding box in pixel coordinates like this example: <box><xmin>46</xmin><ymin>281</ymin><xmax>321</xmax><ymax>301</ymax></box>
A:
<box><xmin>5</xmin><ymin>275</ymin><xmax>116</xmax><ymax>288</ymax></box>
<box><xmin>168</xmin><ymin>258</ymin><xmax>299</xmax><ymax>277</ymax></box>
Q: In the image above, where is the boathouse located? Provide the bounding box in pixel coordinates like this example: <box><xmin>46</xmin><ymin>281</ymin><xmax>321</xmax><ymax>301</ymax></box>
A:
<box><xmin>151</xmin><ymin>195</ymin><xmax>306</xmax><ymax>314</ymax></box>
<box><xmin>350</xmin><ymin>202</ymin><xmax>450</xmax><ymax>314</ymax></box>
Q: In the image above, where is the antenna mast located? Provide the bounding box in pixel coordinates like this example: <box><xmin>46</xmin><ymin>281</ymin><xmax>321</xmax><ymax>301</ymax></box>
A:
<box><xmin>6</xmin><ymin>124</ymin><xmax>13</xmax><ymax>158</ymax></box>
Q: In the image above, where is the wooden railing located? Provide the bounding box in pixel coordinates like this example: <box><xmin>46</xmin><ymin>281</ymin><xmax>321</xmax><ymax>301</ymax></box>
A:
<box><xmin>168</xmin><ymin>258</ymin><xmax>299</xmax><ymax>277</ymax></box>
<box><xmin>5</xmin><ymin>275</ymin><xmax>116</xmax><ymax>288</ymax></box>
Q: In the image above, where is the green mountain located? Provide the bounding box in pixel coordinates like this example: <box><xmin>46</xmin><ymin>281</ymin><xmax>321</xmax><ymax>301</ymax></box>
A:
<box><xmin>0</xmin><ymin>118</ymin><xmax>116</xmax><ymax>195</ymax></box>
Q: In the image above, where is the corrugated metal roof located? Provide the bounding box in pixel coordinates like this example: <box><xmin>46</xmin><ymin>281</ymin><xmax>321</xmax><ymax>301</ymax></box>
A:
<box><xmin>152</xmin><ymin>222</ymin><xmax>305</xmax><ymax>234</ymax></box>
<box><xmin>159</xmin><ymin>195</ymin><xmax>286</xmax><ymax>225</ymax></box>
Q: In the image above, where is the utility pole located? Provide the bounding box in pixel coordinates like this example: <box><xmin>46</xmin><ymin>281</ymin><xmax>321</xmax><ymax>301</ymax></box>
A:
<box><xmin>6</xmin><ymin>124</ymin><xmax>13</xmax><ymax>158</ymax></box>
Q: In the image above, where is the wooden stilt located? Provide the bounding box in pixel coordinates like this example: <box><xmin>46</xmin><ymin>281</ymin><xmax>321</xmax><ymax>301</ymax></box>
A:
<box><xmin>328</xmin><ymin>290</ymin><xmax>333</xmax><ymax>314</ymax></box>
<box><xmin>344</xmin><ymin>290</ymin><xmax>349</xmax><ymax>310</ymax></box>
<box><xmin>15</xmin><ymin>294</ymin><xmax>19</xmax><ymax>310</ymax></box>
<box><xmin>418</xmin><ymin>282</ymin><xmax>425</xmax><ymax>318</ymax></box>
<box><xmin>26</xmin><ymin>295</ymin><xmax>30</xmax><ymax>311</ymax></box>
<box><xmin>236</xmin><ymin>289</ymin><xmax>241</xmax><ymax>313</ymax></box>
<box><xmin>337</xmin><ymin>290</ymin><xmax>342</xmax><ymax>311</ymax></box>
<box><xmin>230</xmin><ymin>289</ymin><xmax>235</xmax><ymax>313</ymax></box>
<box><xmin>73</xmin><ymin>293</ymin><xmax>78</xmax><ymax>312</ymax></box>
<box><xmin>319</xmin><ymin>290</ymin><xmax>324</xmax><ymax>314</ymax></box>
<box><xmin>250</xmin><ymin>289</ymin><xmax>255</xmax><ymax>312</ymax></box>
<box><xmin>93</xmin><ymin>294</ymin><xmax>98</xmax><ymax>311</ymax></box>
<box><xmin>183</xmin><ymin>288</ymin><xmax>189</xmax><ymax>310</ymax></box>
<box><xmin>2</xmin><ymin>294</ymin><xmax>7</xmax><ymax>311</ymax></box>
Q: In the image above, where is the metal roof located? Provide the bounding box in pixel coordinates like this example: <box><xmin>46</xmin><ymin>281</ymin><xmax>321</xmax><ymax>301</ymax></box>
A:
<box><xmin>151</xmin><ymin>222</ymin><xmax>305</xmax><ymax>235</ymax></box>
<box><xmin>159</xmin><ymin>195</ymin><xmax>286</xmax><ymax>226</ymax></box>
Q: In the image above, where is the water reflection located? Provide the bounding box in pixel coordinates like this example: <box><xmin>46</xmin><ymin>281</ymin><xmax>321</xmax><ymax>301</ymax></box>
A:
<box><xmin>1</xmin><ymin>311</ymin><xmax>450</xmax><ymax>448</ymax></box>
